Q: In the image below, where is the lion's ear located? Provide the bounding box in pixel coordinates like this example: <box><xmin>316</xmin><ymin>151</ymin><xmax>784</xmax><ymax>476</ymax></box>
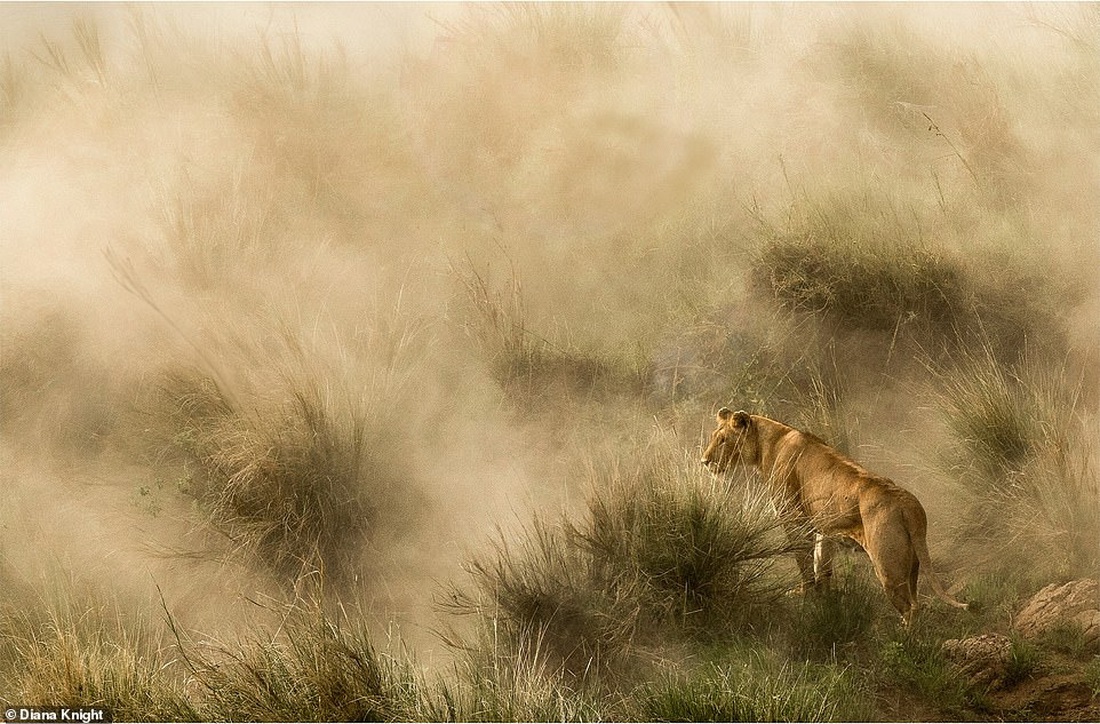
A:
<box><xmin>717</xmin><ymin>407</ymin><xmax>734</xmax><ymax>423</ymax></box>
<box><xmin>732</xmin><ymin>410</ymin><xmax>752</xmax><ymax>428</ymax></box>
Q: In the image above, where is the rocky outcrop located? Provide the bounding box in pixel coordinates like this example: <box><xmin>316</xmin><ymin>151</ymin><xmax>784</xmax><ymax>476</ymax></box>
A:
<box><xmin>939</xmin><ymin>579</ymin><xmax>1100</xmax><ymax>720</ymax></box>
<box><xmin>1014</xmin><ymin>578</ymin><xmax>1100</xmax><ymax>650</ymax></box>
<box><xmin>941</xmin><ymin>633</ymin><xmax>1013</xmax><ymax>688</ymax></box>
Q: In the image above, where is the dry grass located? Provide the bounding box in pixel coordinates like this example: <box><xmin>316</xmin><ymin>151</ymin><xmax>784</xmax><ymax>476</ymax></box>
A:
<box><xmin>936</xmin><ymin>347</ymin><xmax>1100</xmax><ymax>579</ymax></box>
<box><xmin>0</xmin><ymin>586</ymin><xmax>195</xmax><ymax>720</ymax></box>
<box><xmin>2</xmin><ymin>4</ymin><xmax>1098</xmax><ymax>721</ymax></box>
<box><xmin>171</xmin><ymin>595</ymin><xmax>421</xmax><ymax>722</ymax></box>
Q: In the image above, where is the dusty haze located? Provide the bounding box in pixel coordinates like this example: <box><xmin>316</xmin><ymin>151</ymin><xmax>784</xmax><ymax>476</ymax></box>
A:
<box><xmin>1</xmin><ymin>3</ymin><xmax>1097</xmax><ymax>659</ymax></box>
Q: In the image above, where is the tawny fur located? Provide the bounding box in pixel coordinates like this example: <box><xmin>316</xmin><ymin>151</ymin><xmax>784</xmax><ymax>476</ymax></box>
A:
<box><xmin>702</xmin><ymin>408</ymin><xmax>967</xmax><ymax>625</ymax></box>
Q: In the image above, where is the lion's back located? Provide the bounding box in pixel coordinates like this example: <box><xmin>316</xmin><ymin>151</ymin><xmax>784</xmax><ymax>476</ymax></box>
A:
<box><xmin>788</xmin><ymin>432</ymin><xmax>925</xmax><ymax>518</ymax></box>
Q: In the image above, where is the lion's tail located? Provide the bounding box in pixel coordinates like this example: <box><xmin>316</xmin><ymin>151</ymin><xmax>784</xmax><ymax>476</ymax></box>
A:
<box><xmin>907</xmin><ymin>506</ymin><xmax>969</xmax><ymax>610</ymax></box>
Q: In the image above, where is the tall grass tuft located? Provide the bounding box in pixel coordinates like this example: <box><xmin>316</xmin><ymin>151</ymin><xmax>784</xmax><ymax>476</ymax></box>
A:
<box><xmin>455</xmin><ymin>258</ymin><xmax>645</xmax><ymax>399</ymax></box>
<box><xmin>30</xmin><ymin>17</ymin><xmax>108</xmax><ymax>87</ymax></box>
<box><xmin>160</xmin><ymin>360</ymin><xmax>416</xmax><ymax>590</ymax></box>
<box><xmin>434</xmin><ymin>621</ymin><xmax>610</xmax><ymax>722</ymax></box>
<box><xmin>0</xmin><ymin>588</ymin><xmax>195</xmax><ymax>720</ymax></box>
<box><xmin>751</xmin><ymin>187</ymin><xmax>1064</xmax><ymax>364</ymax></box>
<box><xmin>574</xmin><ymin>449</ymin><xmax>798</xmax><ymax>636</ymax></box>
<box><xmin>936</xmin><ymin>348</ymin><xmax>1100</xmax><ymax>579</ymax></box>
<box><xmin>1</xmin><ymin>578</ymin><xmax>431</xmax><ymax>722</ymax></box>
<box><xmin>937</xmin><ymin>346</ymin><xmax>1043</xmax><ymax>481</ymax></box>
<box><xmin>446</xmin><ymin>517</ymin><xmax>641</xmax><ymax>680</ymax></box>
<box><xmin>447</xmin><ymin>440</ymin><xmax>798</xmax><ymax>681</ymax></box>
<box><xmin>174</xmin><ymin>596</ymin><xmax>420</xmax><ymax>722</ymax></box>
<box><xmin>755</xmin><ymin>228</ymin><xmax>965</xmax><ymax>338</ymax></box>
<box><xmin>149</xmin><ymin>164</ymin><xmax>280</xmax><ymax>291</ymax></box>
<box><xmin>111</xmin><ymin>228</ymin><xmax>433</xmax><ymax>591</ymax></box>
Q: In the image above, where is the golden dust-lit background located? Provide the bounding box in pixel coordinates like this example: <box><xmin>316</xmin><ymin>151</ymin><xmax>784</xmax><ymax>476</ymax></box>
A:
<box><xmin>1</xmin><ymin>4</ymin><xmax>1097</xmax><ymax>716</ymax></box>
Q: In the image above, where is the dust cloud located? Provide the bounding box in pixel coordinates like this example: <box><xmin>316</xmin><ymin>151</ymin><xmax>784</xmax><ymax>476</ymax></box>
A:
<box><xmin>1</xmin><ymin>3</ymin><xmax>1096</xmax><ymax>654</ymax></box>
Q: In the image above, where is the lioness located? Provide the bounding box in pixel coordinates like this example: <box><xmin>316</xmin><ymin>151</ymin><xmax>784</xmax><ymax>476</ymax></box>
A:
<box><xmin>702</xmin><ymin>408</ymin><xmax>967</xmax><ymax>624</ymax></box>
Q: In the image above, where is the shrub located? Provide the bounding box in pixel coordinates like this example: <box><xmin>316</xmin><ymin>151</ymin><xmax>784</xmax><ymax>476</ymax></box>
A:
<box><xmin>447</xmin><ymin>442</ymin><xmax>799</xmax><ymax>680</ymax></box>
<box><xmin>574</xmin><ymin>450</ymin><xmax>798</xmax><ymax>635</ymax></box>
<box><xmin>751</xmin><ymin>188</ymin><xmax>1065</xmax><ymax>365</ymax></box>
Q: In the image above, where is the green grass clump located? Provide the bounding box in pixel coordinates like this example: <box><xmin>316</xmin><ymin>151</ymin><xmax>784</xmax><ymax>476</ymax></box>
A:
<box><xmin>448</xmin><ymin>444</ymin><xmax>797</xmax><ymax>680</ymax></box>
<box><xmin>636</xmin><ymin>659</ymin><xmax>868</xmax><ymax>722</ymax></box>
<box><xmin>955</xmin><ymin>572</ymin><xmax>1036</xmax><ymax>627</ymax></box>
<box><xmin>875</xmin><ymin>634</ymin><xmax>976</xmax><ymax>716</ymax></box>
<box><xmin>1002</xmin><ymin>637</ymin><xmax>1043</xmax><ymax>687</ymax></box>
<box><xmin>575</xmin><ymin>452</ymin><xmax>797</xmax><ymax>636</ymax></box>
<box><xmin>788</xmin><ymin>566</ymin><xmax>882</xmax><ymax>661</ymax></box>
<box><xmin>755</xmin><ymin>230</ymin><xmax>966</xmax><ymax>337</ymax></box>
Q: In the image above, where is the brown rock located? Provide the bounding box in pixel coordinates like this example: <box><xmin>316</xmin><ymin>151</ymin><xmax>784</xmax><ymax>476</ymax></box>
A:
<box><xmin>941</xmin><ymin>633</ymin><xmax>1013</xmax><ymax>688</ymax></box>
<box><xmin>1028</xmin><ymin>680</ymin><xmax>1095</xmax><ymax>718</ymax></box>
<box><xmin>1014</xmin><ymin>578</ymin><xmax>1100</xmax><ymax>649</ymax></box>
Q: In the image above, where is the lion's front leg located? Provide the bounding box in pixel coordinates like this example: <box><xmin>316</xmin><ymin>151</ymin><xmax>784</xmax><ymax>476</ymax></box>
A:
<box><xmin>813</xmin><ymin>533</ymin><xmax>835</xmax><ymax>588</ymax></box>
<box><xmin>783</xmin><ymin>520</ymin><xmax>817</xmax><ymax>594</ymax></box>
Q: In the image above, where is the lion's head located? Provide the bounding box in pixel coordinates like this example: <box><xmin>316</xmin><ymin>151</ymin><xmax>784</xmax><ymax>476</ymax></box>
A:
<box><xmin>701</xmin><ymin>408</ymin><xmax>759</xmax><ymax>472</ymax></box>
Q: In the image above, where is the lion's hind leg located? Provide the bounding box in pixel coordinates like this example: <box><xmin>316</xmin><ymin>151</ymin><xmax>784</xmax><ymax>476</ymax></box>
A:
<box><xmin>864</xmin><ymin>513</ymin><xmax>919</xmax><ymax>624</ymax></box>
<box><xmin>880</xmin><ymin>569</ymin><xmax>918</xmax><ymax>625</ymax></box>
<box><xmin>906</xmin><ymin>555</ymin><xmax>920</xmax><ymax>624</ymax></box>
